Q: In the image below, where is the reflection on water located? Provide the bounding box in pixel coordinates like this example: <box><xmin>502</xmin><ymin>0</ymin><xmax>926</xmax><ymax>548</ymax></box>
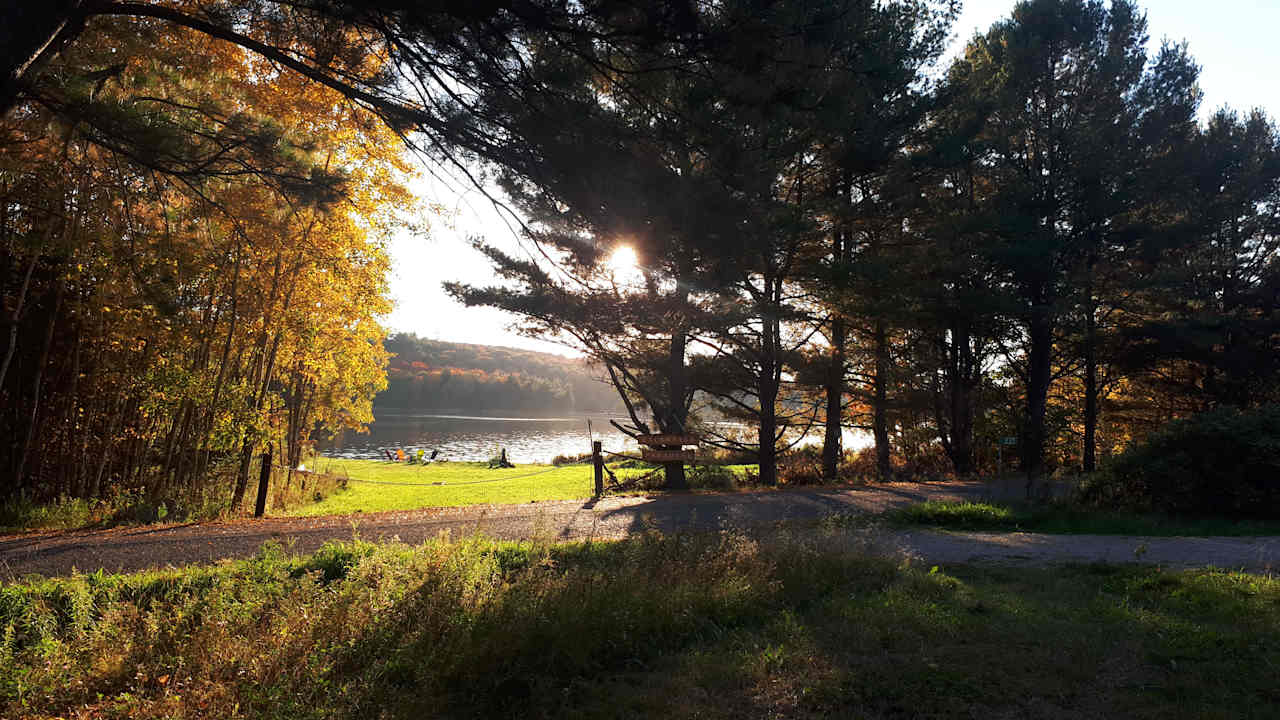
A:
<box><xmin>321</xmin><ymin>411</ymin><xmax>871</xmax><ymax>465</ymax></box>
<box><xmin>321</xmin><ymin>412</ymin><xmax>638</xmax><ymax>464</ymax></box>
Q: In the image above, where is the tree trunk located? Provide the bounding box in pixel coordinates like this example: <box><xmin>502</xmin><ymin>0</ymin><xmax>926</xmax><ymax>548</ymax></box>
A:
<box><xmin>659</xmin><ymin>284</ymin><xmax>691</xmax><ymax>490</ymax></box>
<box><xmin>253</xmin><ymin>449</ymin><xmax>271</xmax><ymax>517</ymax></box>
<box><xmin>757</xmin><ymin>313</ymin><xmax>779</xmax><ymax>486</ymax></box>
<box><xmin>1083</xmin><ymin>302</ymin><xmax>1098</xmax><ymax>473</ymax></box>
<box><xmin>758</xmin><ymin>395</ymin><xmax>778</xmax><ymax>486</ymax></box>
<box><xmin>821</xmin><ymin>315</ymin><xmax>846</xmax><ymax>480</ymax></box>
<box><xmin>950</xmin><ymin>382</ymin><xmax>975</xmax><ymax>475</ymax></box>
<box><xmin>64</xmin><ymin>321</ymin><xmax>81</xmax><ymax>496</ymax></box>
<box><xmin>1022</xmin><ymin>310</ymin><xmax>1054</xmax><ymax>497</ymax></box>
<box><xmin>823</xmin><ymin>185</ymin><xmax>851</xmax><ymax>481</ymax></box>
<box><xmin>0</xmin><ymin>253</ymin><xmax>37</xmax><ymax>391</ymax></box>
<box><xmin>949</xmin><ymin>323</ymin><xmax>976</xmax><ymax>476</ymax></box>
<box><xmin>872</xmin><ymin>320</ymin><xmax>891</xmax><ymax>481</ymax></box>
<box><xmin>756</xmin><ymin>272</ymin><xmax>783</xmax><ymax>487</ymax></box>
<box><xmin>230</xmin><ymin>436</ymin><xmax>255</xmax><ymax>511</ymax></box>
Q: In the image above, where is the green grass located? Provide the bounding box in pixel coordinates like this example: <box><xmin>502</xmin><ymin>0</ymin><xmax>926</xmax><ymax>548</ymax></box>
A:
<box><xmin>0</xmin><ymin>495</ymin><xmax>102</xmax><ymax>532</ymax></box>
<box><xmin>286</xmin><ymin>458</ymin><xmax>760</xmax><ymax>517</ymax></box>
<box><xmin>289</xmin><ymin>458</ymin><xmax>602</xmax><ymax>516</ymax></box>
<box><xmin>3</xmin><ymin>530</ymin><xmax>1278</xmax><ymax>719</ymax></box>
<box><xmin>0</xmin><ymin>484</ymin><xmax>234</xmax><ymax>533</ymax></box>
<box><xmin>888</xmin><ymin>500</ymin><xmax>1280</xmax><ymax>536</ymax></box>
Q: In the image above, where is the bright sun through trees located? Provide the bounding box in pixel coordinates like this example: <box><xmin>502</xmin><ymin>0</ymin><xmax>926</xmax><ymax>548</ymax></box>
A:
<box><xmin>605</xmin><ymin>244</ymin><xmax>642</xmax><ymax>285</ymax></box>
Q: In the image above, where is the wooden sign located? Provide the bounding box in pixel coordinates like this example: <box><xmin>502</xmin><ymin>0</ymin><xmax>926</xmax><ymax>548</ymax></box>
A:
<box><xmin>641</xmin><ymin>448</ymin><xmax>696</xmax><ymax>463</ymax></box>
<box><xmin>636</xmin><ymin>433</ymin><xmax>701</xmax><ymax>447</ymax></box>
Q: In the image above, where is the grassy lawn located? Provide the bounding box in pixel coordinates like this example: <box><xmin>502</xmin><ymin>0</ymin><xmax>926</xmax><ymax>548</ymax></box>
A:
<box><xmin>3</xmin><ymin>531</ymin><xmax>1278</xmax><ymax>719</ymax></box>
<box><xmin>286</xmin><ymin>458</ymin><xmax>759</xmax><ymax>517</ymax></box>
<box><xmin>888</xmin><ymin>500</ymin><xmax>1280</xmax><ymax>536</ymax></box>
<box><xmin>289</xmin><ymin>458</ymin><xmax>601</xmax><ymax>516</ymax></box>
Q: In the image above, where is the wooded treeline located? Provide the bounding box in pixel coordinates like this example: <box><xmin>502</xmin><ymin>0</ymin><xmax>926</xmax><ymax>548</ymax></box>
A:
<box><xmin>377</xmin><ymin>334</ymin><xmax>622</xmax><ymax>412</ymax></box>
<box><xmin>1</xmin><ymin>0</ymin><xmax>1276</xmax><ymax>504</ymax></box>
<box><xmin>1</xmin><ymin>13</ymin><xmax>411</xmax><ymax>508</ymax></box>
<box><xmin>449</xmin><ymin>0</ymin><xmax>1279</xmax><ymax>489</ymax></box>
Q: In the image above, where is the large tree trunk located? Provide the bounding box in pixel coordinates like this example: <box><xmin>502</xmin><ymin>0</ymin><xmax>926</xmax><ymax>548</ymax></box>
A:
<box><xmin>756</xmin><ymin>273</ymin><xmax>783</xmax><ymax>487</ymax></box>
<box><xmin>821</xmin><ymin>315</ymin><xmax>846</xmax><ymax>480</ymax></box>
<box><xmin>822</xmin><ymin>182</ymin><xmax>851</xmax><ymax>481</ymax></box>
<box><xmin>1083</xmin><ymin>301</ymin><xmax>1099</xmax><ymax>473</ymax></box>
<box><xmin>872</xmin><ymin>320</ymin><xmax>891</xmax><ymax>481</ymax></box>
<box><xmin>660</xmin><ymin>326</ymin><xmax>688</xmax><ymax>490</ymax></box>
<box><xmin>950</xmin><ymin>385</ymin><xmax>975</xmax><ymax>475</ymax></box>
<box><xmin>757</xmin><ymin>348</ymin><xmax>779</xmax><ymax>487</ymax></box>
<box><xmin>230</xmin><ymin>436</ymin><xmax>256</xmax><ymax>511</ymax></box>
<box><xmin>1022</xmin><ymin>308</ymin><xmax>1054</xmax><ymax>497</ymax></box>
<box><xmin>758</xmin><ymin>391</ymin><xmax>778</xmax><ymax>486</ymax></box>
<box><xmin>948</xmin><ymin>323</ymin><xmax>976</xmax><ymax>476</ymax></box>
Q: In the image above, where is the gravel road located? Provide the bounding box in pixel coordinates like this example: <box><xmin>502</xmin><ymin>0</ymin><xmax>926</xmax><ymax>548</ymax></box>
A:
<box><xmin>2</xmin><ymin>481</ymin><xmax>1276</xmax><ymax>579</ymax></box>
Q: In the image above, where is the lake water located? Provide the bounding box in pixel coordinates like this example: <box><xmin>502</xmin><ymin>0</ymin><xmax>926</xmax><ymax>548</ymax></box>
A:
<box><xmin>321</xmin><ymin>410</ymin><xmax>869</xmax><ymax>464</ymax></box>
<box><xmin>321</xmin><ymin>411</ymin><xmax>639</xmax><ymax>464</ymax></box>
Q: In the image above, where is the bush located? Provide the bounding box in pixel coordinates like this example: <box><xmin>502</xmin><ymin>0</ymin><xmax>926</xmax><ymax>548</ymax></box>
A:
<box><xmin>549</xmin><ymin>452</ymin><xmax>591</xmax><ymax>466</ymax></box>
<box><xmin>778</xmin><ymin>446</ymin><xmax>823</xmax><ymax>485</ymax></box>
<box><xmin>1080</xmin><ymin>405</ymin><xmax>1280</xmax><ymax>518</ymax></box>
<box><xmin>686</xmin><ymin>464</ymin><xmax>738</xmax><ymax>490</ymax></box>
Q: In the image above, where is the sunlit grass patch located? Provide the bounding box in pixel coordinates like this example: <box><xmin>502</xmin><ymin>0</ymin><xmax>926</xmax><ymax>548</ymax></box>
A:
<box><xmin>287</xmin><ymin>458</ymin><xmax>762</xmax><ymax>517</ymax></box>
<box><xmin>888</xmin><ymin>500</ymin><xmax>1020</xmax><ymax>530</ymax></box>
<box><xmin>285</xmin><ymin>459</ymin><xmax>601</xmax><ymax>516</ymax></box>
<box><xmin>888</xmin><ymin>500</ymin><xmax>1280</xmax><ymax>536</ymax></box>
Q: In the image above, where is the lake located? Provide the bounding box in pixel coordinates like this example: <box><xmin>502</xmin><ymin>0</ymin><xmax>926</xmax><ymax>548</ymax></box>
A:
<box><xmin>321</xmin><ymin>410</ymin><xmax>870</xmax><ymax>464</ymax></box>
<box><xmin>321</xmin><ymin>411</ymin><xmax>639</xmax><ymax>464</ymax></box>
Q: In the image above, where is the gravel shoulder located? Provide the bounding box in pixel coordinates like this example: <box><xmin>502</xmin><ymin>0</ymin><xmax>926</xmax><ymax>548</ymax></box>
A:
<box><xmin>2</xmin><ymin>481</ymin><xmax>1277</xmax><ymax>579</ymax></box>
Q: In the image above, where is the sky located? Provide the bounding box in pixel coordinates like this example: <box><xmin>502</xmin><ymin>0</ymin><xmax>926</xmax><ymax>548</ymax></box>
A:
<box><xmin>384</xmin><ymin>0</ymin><xmax>1280</xmax><ymax>357</ymax></box>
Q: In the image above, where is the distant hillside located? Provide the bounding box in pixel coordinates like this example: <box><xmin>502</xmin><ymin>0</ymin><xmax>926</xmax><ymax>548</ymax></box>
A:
<box><xmin>376</xmin><ymin>334</ymin><xmax>623</xmax><ymax>412</ymax></box>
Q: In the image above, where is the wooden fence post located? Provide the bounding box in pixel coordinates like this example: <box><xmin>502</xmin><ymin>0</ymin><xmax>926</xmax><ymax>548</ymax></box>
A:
<box><xmin>592</xmin><ymin>440</ymin><xmax>604</xmax><ymax>498</ymax></box>
<box><xmin>254</xmin><ymin>449</ymin><xmax>271</xmax><ymax>518</ymax></box>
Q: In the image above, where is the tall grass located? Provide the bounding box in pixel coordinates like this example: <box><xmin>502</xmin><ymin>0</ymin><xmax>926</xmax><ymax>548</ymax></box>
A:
<box><xmin>0</xmin><ymin>462</ymin><xmax>347</xmax><ymax>533</ymax></box>
<box><xmin>3</xmin><ymin>530</ymin><xmax>1279</xmax><ymax>719</ymax></box>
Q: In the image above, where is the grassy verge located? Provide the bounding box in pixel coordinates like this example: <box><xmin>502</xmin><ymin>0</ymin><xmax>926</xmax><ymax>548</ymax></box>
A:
<box><xmin>0</xmin><ymin>485</ymin><xmax>237</xmax><ymax>534</ymax></box>
<box><xmin>287</xmin><ymin>458</ymin><xmax>759</xmax><ymax>517</ymax></box>
<box><xmin>2</xmin><ymin>531</ymin><xmax>1277</xmax><ymax>719</ymax></box>
<box><xmin>888</xmin><ymin>500</ymin><xmax>1280</xmax><ymax>536</ymax></box>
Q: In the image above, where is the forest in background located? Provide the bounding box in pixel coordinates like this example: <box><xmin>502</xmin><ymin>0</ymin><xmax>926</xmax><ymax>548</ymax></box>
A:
<box><xmin>376</xmin><ymin>334</ymin><xmax>622</xmax><ymax>413</ymax></box>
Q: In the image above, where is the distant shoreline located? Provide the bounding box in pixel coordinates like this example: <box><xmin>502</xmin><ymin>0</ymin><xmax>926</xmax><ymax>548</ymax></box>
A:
<box><xmin>369</xmin><ymin>409</ymin><xmax>625</xmax><ymax>421</ymax></box>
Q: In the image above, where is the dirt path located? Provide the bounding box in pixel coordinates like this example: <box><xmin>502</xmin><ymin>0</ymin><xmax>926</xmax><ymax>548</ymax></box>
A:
<box><xmin>2</xmin><ymin>481</ymin><xmax>1277</xmax><ymax>579</ymax></box>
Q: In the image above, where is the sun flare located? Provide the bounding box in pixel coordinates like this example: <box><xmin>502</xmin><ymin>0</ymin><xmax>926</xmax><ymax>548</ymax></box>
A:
<box><xmin>607</xmin><ymin>244</ymin><xmax>639</xmax><ymax>274</ymax></box>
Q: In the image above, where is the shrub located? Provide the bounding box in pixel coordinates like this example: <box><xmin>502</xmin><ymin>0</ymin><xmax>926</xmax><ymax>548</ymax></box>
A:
<box><xmin>686</xmin><ymin>464</ymin><xmax>738</xmax><ymax>490</ymax></box>
<box><xmin>778</xmin><ymin>446</ymin><xmax>823</xmax><ymax>485</ymax></box>
<box><xmin>1080</xmin><ymin>405</ymin><xmax>1280</xmax><ymax>518</ymax></box>
<box><xmin>549</xmin><ymin>452</ymin><xmax>591</xmax><ymax>466</ymax></box>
